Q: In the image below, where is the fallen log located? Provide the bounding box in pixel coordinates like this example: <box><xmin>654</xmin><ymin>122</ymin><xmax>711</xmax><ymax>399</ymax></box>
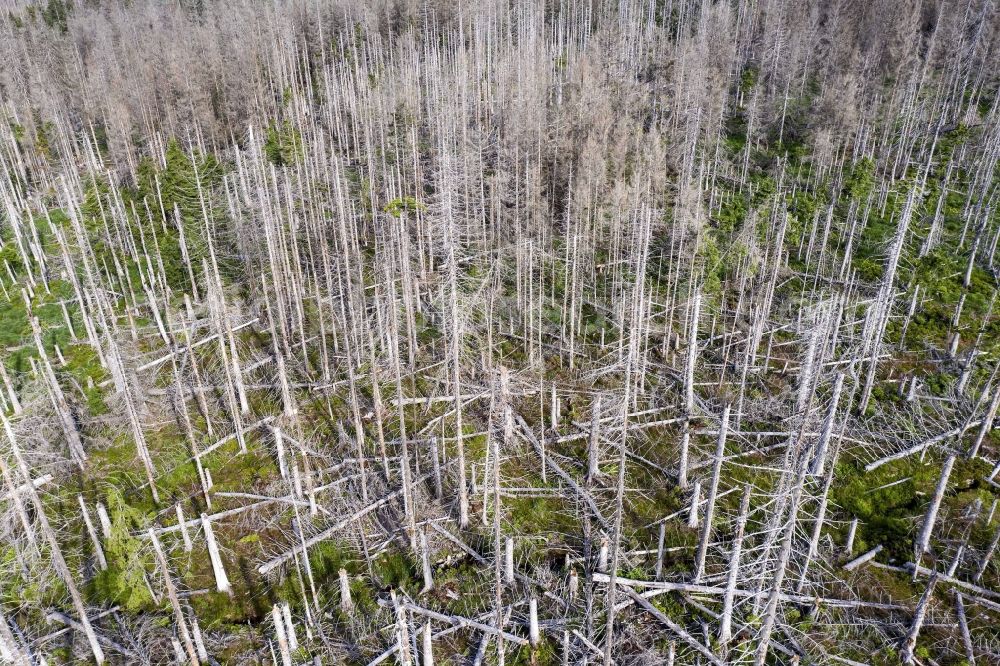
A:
<box><xmin>37</xmin><ymin>607</ymin><xmax>119</xmax><ymax>644</ymax></box>
<box><xmin>843</xmin><ymin>545</ymin><xmax>883</xmax><ymax>571</ymax></box>
<box><xmin>554</xmin><ymin>417</ymin><xmax>685</xmax><ymax>444</ymax></box>
<box><xmin>143</xmin><ymin>497</ymin><xmax>285</xmax><ymax>537</ymax></box>
<box><xmin>136</xmin><ymin>318</ymin><xmax>260</xmax><ymax>372</ymax></box>
<box><xmin>0</xmin><ymin>473</ymin><xmax>52</xmax><ymax>502</ymax></box>
<box><xmin>865</xmin><ymin>422</ymin><xmax>982</xmax><ymax>472</ymax></box>
<box><xmin>45</xmin><ymin>610</ymin><xmax>136</xmax><ymax>659</ymax></box>
<box><xmin>870</xmin><ymin>561</ymin><xmax>1000</xmax><ymax>601</ymax></box>
<box><xmin>258</xmin><ymin>471</ymin><xmax>437</xmax><ymax>575</ymax></box>
<box><xmin>513</xmin><ymin>413</ymin><xmax>610</xmax><ymax>531</ymax></box>
<box><xmin>620</xmin><ymin>587</ymin><xmax>724</xmax><ymax>666</ymax></box>
<box><xmin>376</xmin><ymin>598</ymin><xmax>529</xmax><ymax>646</ymax></box>
<box><xmin>592</xmin><ymin>572</ymin><xmax>906</xmax><ymax>610</ymax></box>
<box><xmin>190</xmin><ymin>416</ymin><xmax>276</xmax><ymax>462</ymax></box>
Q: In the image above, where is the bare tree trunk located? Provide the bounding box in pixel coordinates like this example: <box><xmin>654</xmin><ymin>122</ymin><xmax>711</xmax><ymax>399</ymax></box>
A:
<box><xmin>693</xmin><ymin>404</ymin><xmax>730</xmax><ymax>582</ymax></box>
<box><xmin>915</xmin><ymin>454</ymin><xmax>956</xmax><ymax>561</ymax></box>
<box><xmin>79</xmin><ymin>495</ymin><xmax>108</xmax><ymax>570</ymax></box>
<box><xmin>901</xmin><ymin>573</ymin><xmax>938</xmax><ymax>665</ymax></box>
<box><xmin>587</xmin><ymin>395</ymin><xmax>602</xmax><ymax>483</ymax></box>
<box><xmin>719</xmin><ymin>484</ymin><xmax>752</xmax><ymax>646</ymax></box>
<box><xmin>272</xmin><ymin>604</ymin><xmax>293</xmax><ymax>666</ymax></box>
<box><xmin>28</xmin><ymin>315</ymin><xmax>86</xmax><ymax>466</ymax></box>
<box><xmin>2</xmin><ymin>414</ymin><xmax>105</xmax><ymax>663</ymax></box>
<box><xmin>422</xmin><ymin>621</ymin><xmax>434</xmax><ymax>666</ymax></box>
<box><xmin>687</xmin><ymin>480</ymin><xmax>702</xmax><ymax>529</ymax></box>
<box><xmin>755</xmin><ymin>444</ymin><xmax>810</xmax><ymax>666</ymax></box>
<box><xmin>149</xmin><ymin>529</ymin><xmax>200</xmax><ymax>665</ymax></box>
<box><xmin>975</xmin><ymin>523</ymin><xmax>1000</xmax><ymax>582</ymax></box>
<box><xmin>421</xmin><ymin>528</ymin><xmax>435</xmax><ymax>593</ymax></box>
<box><xmin>844</xmin><ymin>544</ymin><xmax>883</xmax><ymax>571</ymax></box>
<box><xmin>339</xmin><ymin>568</ymin><xmax>353</xmax><ymax>614</ymax></box>
<box><xmin>811</xmin><ymin>373</ymin><xmax>845</xmax><ymax>476</ymax></box>
<box><xmin>679</xmin><ymin>293</ymin><xmax>701</xmax><ymax>489</ymax></box>
<box><xmin>201</xmin><ymin>513</ymin><xmax>232</xmax><ymax>595</ymax></box>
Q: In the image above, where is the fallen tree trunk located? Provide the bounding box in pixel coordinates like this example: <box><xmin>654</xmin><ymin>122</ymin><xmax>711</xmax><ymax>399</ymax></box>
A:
<box><xmin>188</xmin><ymin>416</ymin><xmax>276</xmax><ymax>462</ymax></box>
<box><xmin>513</xmin><ymin>413</ymin><xmax>610</xmax><ymax>531</ymax></box>
<box><xmin>621</xmin><ymin>587</ymin><xmax>724</xmax><ymax>666</ymax></box>
<box><xmin>45</xmin><ymin>611</ymin><xmax>134</xmax><ymax>660</ymax></box>
<box><xmin>258</xmin><ymin>471</ymin><xmax>436</xmax><ymax>575</ymax></box>
<box><xmin>866</xmin><ymin>422</ymin><xmax>981</xmax><ymax>472</ymax></box>
<box><xmin>135</xmin><ymin>318</ymin><xmax>259</xmax><ymax>372</ymax></box>
<box><xmin>377</xmin><ymin>598</ymin><xmax>529</xmax><ymax>646</ymax></box>
<box><xmin>0</xmin><ymin>473</ymin><xmax>52</xmax><ymax>502</ymax></box>
<box><xmin>592</xmin><ymin>573</ymin><xmax>906</xmax><ymax>610</ymax></box>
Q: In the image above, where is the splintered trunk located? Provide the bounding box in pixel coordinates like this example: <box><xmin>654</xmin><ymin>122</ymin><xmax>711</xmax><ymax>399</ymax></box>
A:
<box><xmin>843</xmin><ymin>544</ymin><xmax>883</xmax><ymax>571</ymax></box>
<box><xmin>550</xmin><ymin>384</ymin><xmax>559</xmax><ymax>429</ymax></box>
<box><xmin>79</xmin><ymin>495</ymin><xmax>108</xmax><ymax>570</ymax></box>
<box><xmin>272</xmin><ymin>605</ymin><xmax>293</xmax><ymax>666</ymax></box>
<box><xmin>504</xmin><ymin>536</ymin><xmax>515</xmax><ymax>584</ymax></box>
<box><xmin>687</xmin><ymin>480</ymin><xmax>702</xmax><ymax>529</ymax></box>
<box><xmin>655</xmin><ymin>523</ymin><xmax>666</xmax><ymax>580</ymax></box>
<box><xmin>339</xmin><ymin>568</ymin><xmax>353</xmax><ymax>613</ymax></box>
<box><xmin>0</xmin><ymin>363</ymin><xmax>21</xmax><ymax>415</ymax></box>
<box><xmin>281</xmin><ymin>603</ymin><xmax>297</xmax><ymax>651</ymax></box>
<box><xmin>176</xmin><ymin>504</ymin><xmax>193</xmax><ymax>552</ymax></box>
<box><xmin>845</xmin><ymin>518</ymin><xmax>858</xmax><ymax>554</ymax></box>
<box><xmin>391</xmin><ymin>591</ymin><xmax>413</xmax><ymax>666</ymax></box>
<box><xmin>970</xmin><ymin>387</ymin><xmax>1000</xmax><ymax>459</ymax></box>
<box><xmin>975</xmin><ymin>523</ymin><xmax>1000</xmax><ymax>582</ymax></box>
<box><xmin>529</xmin><ymin>597</ymin><xmax>540</xmax><ymax>648</ymax></box>
<box><xmin>598</xmin><ymin>534</ymin><xmax>609</xmax><ymax>572</ymax></box>
<box><xmin>429</xmin><ymin>436</ymin><xmax>443</xmax><ymax>499</ymax></box>
<box><xmin>422</xmin><ymin>622</ymin><xmax>434</xmax><ymax>666</ymax></box>
<box><xmin>954</xmin><ymin>590</ymin><xmax>975</xmax><ymax>665</ymax></box>
<box><xmin>421</xmin><ymin>529</ymin><xmax>435</xmax><ymax>593</ymax></box>
<box><xmin>0</xmin><ymin>607</ymin><xmax>28</xmax><ymax>665</ymax></box>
